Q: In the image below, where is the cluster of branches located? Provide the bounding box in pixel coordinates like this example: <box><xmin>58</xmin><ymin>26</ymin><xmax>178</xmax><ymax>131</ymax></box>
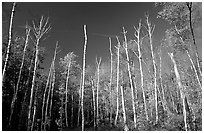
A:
<box><xmin>2</xmin><ymin>2</ymin><xmax>202</xmax><ymax>131</ymax></box>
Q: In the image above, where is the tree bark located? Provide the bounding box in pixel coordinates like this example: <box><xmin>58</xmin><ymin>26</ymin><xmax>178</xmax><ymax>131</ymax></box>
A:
<box><xmin>2</xmin><ymin>2</ymin><xmax>16</xmax><ymax>80</ymax></box>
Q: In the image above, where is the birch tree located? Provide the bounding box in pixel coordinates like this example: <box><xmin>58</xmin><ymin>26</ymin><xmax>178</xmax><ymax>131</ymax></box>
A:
<box><xmin>168</xmin><ymin>53</ymin><xmax>188</xmax><ymax>131</ymax></box>
<box><xmin>96</xmin><ymin>57</ymin><xmax>101</xmax><ymax>128</ymax></box>
<box><xmin>3</xmin><ymin>2</ymin><xmax>16</xmax><ymax>80</ymax></box>
<box><xmin>122</xmin><ymin>27</ymin><xmax>137</xmax><ymax>128</ymax></box>
<box><xmin>81</xmin><ymin>25</ymin><xmax>87</xmax><ymax>131</ymax></box>
<box><xmin>109</xmin><ymin>37</ymin><xmax>113</xmax><ymax>125</ymax></box>
<box><xmin>134</xmin><ymin>20</ymin><xmax>148</xmax><ymax>121</ymax></box>
<box><xmin>114</xmin><ymin>36</ymin><xmax>120</xmax><ymax>126</ymax></box>
<box><xmin>28</xmin><ymin>16</ymin><xmax>51</xmax><ymax>131</ymax></box>
<box><xmin>8</xmin><ymin>24</ymin><xmax>30</xmax><ymax>129</ymax></box>
<box><xmin>145</xmin><ymin>15</ymin><xmax>158</xmax><ymax>123</ymax></box>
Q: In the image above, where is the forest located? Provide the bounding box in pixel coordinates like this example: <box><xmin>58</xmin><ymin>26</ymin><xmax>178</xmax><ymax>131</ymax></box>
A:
<box><xmin>2</xmin><ymin>2</ymin><xmax>202</xmax><ymax>131</ymax></box>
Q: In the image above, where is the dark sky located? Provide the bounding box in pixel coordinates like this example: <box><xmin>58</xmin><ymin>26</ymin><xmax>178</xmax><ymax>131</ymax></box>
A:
<box><xmin>2</xmin><ymin>2</ymin><xmax>179</xmax><ymax>71</ymax></box>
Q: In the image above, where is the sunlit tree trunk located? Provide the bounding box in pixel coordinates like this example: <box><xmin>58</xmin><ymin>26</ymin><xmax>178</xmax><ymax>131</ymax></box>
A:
<box><xmin>2</xmin><ymin>2</ymin><xmax>16</xmax><ymax>80</ymax></box>
<box><xmin>114</xmin><ymin>36</ymin><xmax>120</xmax><ymax>126</ymax></box>
<box><xmin>77</xmin><ymin>71</ymin><xmax>82</xmax><ymax>127</ymax></box>
<box><xmin>18</xmin><ymin>54</ymin><xmax>34</xmax><ymax>130</ymax></box>
<box><xmin>134</xmin><ymin>20</ymin><xmax>149</xmax><ymax>121</ymax></box>
<box><xmin>109</xmin><ymin>37</ymin><xmax>113</xmax><ymax>125</ymax></box>
<box><xmin>168</xmin><ymin>53</ymin><xmax>188</xmax><ymax>131</ymax></box>
<box><xmin>49</xmin><ymin>42</ymin><xmax>59</xmax><ymax>129</ymax></box>
<box><xmin>90</xmin><ymin>78</ymin><xmax>96</xmax><ymax>129</ymax></box>
<box><xmin>146</xmin><ymin>15</ymin><xmax>158</xmax><ymax>123</ymax></box>
<box><xmin>65</xmin><ymin>58</ymin><xmax>71</xmax><ymax>128</ymax></box>
<box><xmin>9</xmin><ymin>24</ymin><xmax>30</xmax><ymax>129</ymax></box>
<box><xmin>120</xmin><ymin>72</ymin><xmax>128</xmax><ymax>131</ymax></box>
<box><xmin>122</xmin><ymin>27</ymin><xmax>137</xmax><ymax>128</ymax></box>
<box><xmin>81</xmin><ymin>25</ymin><xmax>87</xmax><ymax>131</ymax></box>
<box><xmin>29</xmin><ymin>16</ymin><xmax>51</xmax><ymax>131</ymax></box>
<box><xmin>96</xmin><ymin>57</ymin><xmax>101</xmax><ymax>128</ymax></box>
<box><xmin>41</xmin><ymin>61</ymin><xmax>53</xmax><ymax>130</ymax></box>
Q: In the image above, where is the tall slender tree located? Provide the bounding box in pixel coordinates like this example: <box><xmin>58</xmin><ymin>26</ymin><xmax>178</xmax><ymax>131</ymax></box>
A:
<box><xmin>28</xmin><ymin>16</ymin><xmax>51</xmax><ymax>131</ymax></box>
<box><xmin>168</xmin><ymin>53</ymin><xmax>188</xmax><ymax>131</ymax></box>
<box><xmin>81</xmin><ymin>25</ymin><xmax>87</xmax><ymax>131</ymax></box>
<box><xmin>146</xmin><ymin>15</ymin><xmax>158</xmax><ymax>123</ymax></box>
<box><xmin>9</xmin><ymin>23</ymin><xmax>31</xmax><ymax>129</ymax></box>
<box><xmin>109</xmin><ymin>37</ymin><xmax>113</xmax><ymax>125</ymax></box>
<box><xmin>114</xmin><ymin>36</ymin><xmax>120</xmax><ymax>126</ymax></box>
<box><xmin>134</xmin><ymin>20</ymin><xmax>148</xmax><ymax>121</ymax></box>
<box><xmin>96</xmin><ymin>57</ymin><xmax>101</xmax><ymax>128</ymax></box>
<box><xmin>3</xmin><ymin>2</ymin><xmax>16</xmax><ymax>80</ymax></box>
<box><xmin>123</xmin><ymin>27</ymin><xmax>137</xmax><ymax>128</ymax></box>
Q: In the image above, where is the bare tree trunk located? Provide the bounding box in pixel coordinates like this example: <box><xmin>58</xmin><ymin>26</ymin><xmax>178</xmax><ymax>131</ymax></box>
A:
<box><xmin>28</xmin><ymin>38</ymin><xmax>39</xmax><ymax>131</ymax></box>
<box><xmin>120</xmin><ymin>72</ymin><xmax>128</xmax><ymax>131</ymax></box>
<box><xmin>65</xmin><ymin>60</ymin><xmax>71</xmax><ymax>128</ymax></box>
<box><xmin>44</xmin><ymin>72</ymin><xmax>53</xmax><ymax>130</ymax></box>
<box><xmin>18</xmin><ymin>54</ymin><xmax>34</xmax><ymax>130</ymax></box>
<box><xmin>109</xmin><ymin>37</ymin><xmax>113</xmax><ymax>126</ymax></box>
<box><xmin>81</xmin><ymin>25</ymin><xmax>88</xmax><ymax>131</ymax></box>
<box><xmin>2</xmin><ymin>2</ymin><xmax>16</xmax><ymax>80</ymax></box>
<box><xmin>186</xmin><ymin>2</ymin><xmax>202</xmax><ymax>77</ymax></box>
<box><xmin>41</xmin><ymin>62</ymin><xmax>53</xmax><ymax>130</ymax></box>
<box><xmin>29</xmin><ymin>16</ymin><xmax>51</xmax><ymax>131</ymax></box>
<box><xmin>31</xmin><ymin>85</ymin><xmax>38</xmax><ymax>131</ymax></box>
<box><xmin>9</xmin><ymin>24</ymin><xmax>30</xmax><ymax>129</ymax></box>
<box><xmin>77</xmin><ymin>72</ymin><xmax>82</xmax><ymax>127</ymax></box>
<box><xmin>122</xmin><ymin>27</ymin><xmax>137</xmax><ymax>128</ymax></box>
<box><xmin>49</xmin><ymin>42</ymin><xmax>59</xmax><ymax>129</ymax></box>
<box><xmin>71</xmin><ymin>93</ymin><xmax>74</xmax><ymax>127</ymax></box>
<box><xmin>114</xmin><ymin>36</ymin><xmax>120</xmax><ymax>126</ymax></box>
<box><xmin>168</xmin><ymin>53</ymin><xmax>188</xmax><ymax>131</ymax></box>
<box><xmin>91</xmin><ymin>78</ymin><xmax>96</xmax><ymax>129</ymax></box>
<box><xmin>134</xmin><ymin>20</ymin><xmax>149</xmax><ymax>121</ymax></box>
<box><xmin>96</xmin><ymin>57</ymin><xmax>101</xmax><ymax>128</ymax></box>
<box><xmin>146</xmin><ymin>15</ymin><xmax>158</xmax><ymax>123</ymax></box>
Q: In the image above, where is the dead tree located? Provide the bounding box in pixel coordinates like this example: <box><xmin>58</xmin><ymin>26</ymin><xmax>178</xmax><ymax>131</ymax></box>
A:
<box><xmin>123</xmin><ymin>27</ymin><xmax>137</xmax><ymax>128</ymax></box>
<box><xmin>28</xmin><ymin>16</ymin><xmax>51</xmax><ymax>131</ymax></box>
<box><xmin>3</xmin><ymin>2</ymin><xmax>16</xmax><ymax>80</ymax></box>
<box><xmin>114</xmin><ymin>36</ymin><xmax>120</xmax><ymax>126</ymax></box>
<box><xmin>81</xmin><ymin>25</ymin><xmax>87</xmax><ymax>131</ymax></box>
<box><xmin>109</xmin><ymin>37</ymin><xmax>113</xmax><ymax>125</ymax></box>
<box><xmin>96</xmin><ymin>57</ymin><xmax>101</xmax><ymax>128</ymax></box>
<box><xmin>146</xmin><ymin>15</ymin><xmax>158</xmax><ymax>123</ymax></box>
<box><xmin>9</xmin><ymin>23</ymin><xmax>30</xmax><ymax>129</ymax></box>
<box><xmin>134</xmin><ymin>20</ymin><xmax>149</xmax><ymax>121</ymax></box>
